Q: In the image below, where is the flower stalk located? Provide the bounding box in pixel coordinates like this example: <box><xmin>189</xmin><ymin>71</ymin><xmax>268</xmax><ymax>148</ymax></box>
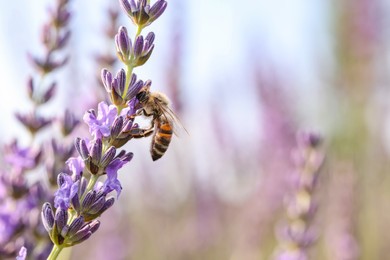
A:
<box><xmin>42</xmin><ymin>1</ymin><xmax>168</xmax><ymax>259</ymax></box>
<box><xmin>273</xmin><ymin>131</ymin><xmax>325</xmax><ymax>259</ymax></box>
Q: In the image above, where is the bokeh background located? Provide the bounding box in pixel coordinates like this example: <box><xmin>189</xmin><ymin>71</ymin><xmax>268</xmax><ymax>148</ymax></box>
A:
<box><xmin>1</xmin><ymin>0</ymin><xmax>390</xmax><ymax>259</ymax></box>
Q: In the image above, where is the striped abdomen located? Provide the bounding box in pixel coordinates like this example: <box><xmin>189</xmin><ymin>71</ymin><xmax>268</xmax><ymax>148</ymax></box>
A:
<box><xmin>151</xmin><ymin>119</ymin><xmax>173</xmax><ymax>161</ymax></box>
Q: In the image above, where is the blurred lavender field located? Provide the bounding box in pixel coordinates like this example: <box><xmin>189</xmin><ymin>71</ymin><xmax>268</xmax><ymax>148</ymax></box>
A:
<box><xmin>1</xmin><ymin>0</ymin><xmax>390</xmax><ymax>259</ymax></box>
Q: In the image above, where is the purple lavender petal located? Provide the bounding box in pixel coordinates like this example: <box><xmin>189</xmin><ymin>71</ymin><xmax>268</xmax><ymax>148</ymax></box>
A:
<box><xmin>66</xmin><ymin>156</ymin><xmax>85</xmax><ymax>179</ymax></box>
<box><xmin>54</xmin><ymin>174</ymin><xmax>80</xmax><ymax>210</ymax></box>
<box><xmin>83</xmin><ymin>102</ymin><xmax>118</xmax><ymax>139</ymax></box>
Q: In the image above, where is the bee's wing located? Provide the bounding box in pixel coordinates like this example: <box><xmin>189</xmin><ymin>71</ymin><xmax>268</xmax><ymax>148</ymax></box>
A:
<box><xmin>156</xmin><ymin>102</ymin><xmax>189</xmax><ymax>136</ymax></box>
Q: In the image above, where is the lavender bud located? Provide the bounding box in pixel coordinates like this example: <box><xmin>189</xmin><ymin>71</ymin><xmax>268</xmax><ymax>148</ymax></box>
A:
<box><xmin>71</xmin><ymin>192</ymin><xmax>81</xmax><ymax>212</ymax></box>
<box><xmin>88</xmin><ymin>196</ymin><xmax>106</xmax><ymax>214</ymax></box>
<box><xmin>89</xmin><ymin>220</ymin><xmax>101</xmax><ymax>234</ymax></box>
<box><xmin>57</xmin><ymin>173</ymin><xmax>67</xmax><ymax>187</ymax></box>
<box><xmin>111</xmin><ymin>78</ymin><xmax>120</xmax><ymax>94</ymax></box>
<box><xmin>90</xmin><ymin>139</ymin><xmax>102</xmax><ymax>164</ymax></box>
<box><xmin>55</xmin><ymin>209</ymin><xmax>68</xmax><ymax>235</ymax></box>
<box><xmin>75</xmin><ymin>138</ymin><xmax>89</xmax><ymax>160</ymax></box>
<box><xmin>122</xmin><ymin>152</ymin><xmax>134</xmax><ymax>162</ymax></box>
<box><xmin>68</xmin><ymin>228</ymin><xmax>92</xmax><ymax>245</ymax></box>
<box><xmin>119</xmin><ymin>0</ymin><xmax>133</xmax><ymax>15</ymax></box>
<box><xmin>136</xmin><ymin>45</ymin><xmax>154</xmax><ymax>66</ymax></box>
<box><xmin>115</xmin><ymin>26</ymin><xmax>132</xmax><ymax>63</ymax></box>
<box><xmin>27</xmin><ymin>77</ymin><xmax>34</xmax><ymax>100</ymax></box>
<box><xmin>144</xmin><ymin>32</ymin><xmax>155</xmax><ymax>50</ymax></box>
<box><xmin>42</xmin><ymin>82</ymin><xmax>57</xmax><ymax>103</ymax></box>
<box><xmin>133</xmin><ymin>35</ymin><xmax>144</xmax><ymax>58</ymax></box>
<box><xmin>99</xmin><ymin>197</ymin><xmax>115</xmax><ymax>214</ymax></box>
<box><xmin>67</xmin><ymin>216</ymin><xmax>85</xmax><ymax>237</ymax></box>
<box><xmin>125</xmin><ymin>79</ymin><xmax>144</xmax><ymax>100</ymax></box>
<box><xmin>82</xmin><ymin>190</ymin><xmax>97</xmax><ymax>210</ymax></box>
<box><xmin>68</xmin><ymin>220</ymin><xmax>100</xmax><ymax>245</ymax></box>
<box><xmin>148</xmin><ymin>0</ymin><xmax>167</xmax><ymax>24</ymax></box>
<box><xmin>122</xmin><ymin>118</ymin><xmax>134</xmax><ymax>132</ymax></box>
<box><xmin>101</xmin><ymin>146</ymin><xmax>117</xmax><ymax>168</ymax></box>
<box><xmin>110</xmin><ymin>117</ymin><xmax>123</xmax><ymax>138</ymax></box>
<box><xmin>41</xmin><ymin>202</ymin><xmax>55</xmax><ymax>232</ymax></box>
<box><xmin>101</xmin><ymin>69</ymin><xmax>113</xmax><ymax>92</ymax></box>
<box><xmin>15</xmin><ymin>112</ymin><xmax>52</xmax><ymax>134</ymax></box>
<box><xmin>115</xmin><ymin>68</ymin><xmax>126</xmax><ymax>94</ymax></box>
<box><xmin>57</xmin><ymin>30</ymin><xmax>71</xmax><ymax>49</ymax></box>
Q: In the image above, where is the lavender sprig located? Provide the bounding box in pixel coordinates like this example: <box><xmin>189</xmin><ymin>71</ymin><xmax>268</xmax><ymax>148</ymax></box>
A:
<box><xmin>273</xmin><ymin>132</ymin><xmax>325</xmax><ymax>260</ymax></box>
<box><xmin>42</xmin><ymin>1</ymin><xmax>168</xmax><ymax>258</ymax></box>
<box><xmin>0</xmin><ymin>1</ymin><xmax>74</xmax><ymax>259</ymax></box>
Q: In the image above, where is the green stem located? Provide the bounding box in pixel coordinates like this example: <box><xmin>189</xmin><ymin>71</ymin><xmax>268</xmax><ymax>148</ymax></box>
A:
<box><xmin>80</xmin><ymin>174</ymin><xmax>99</xmax><ymax>202</ymax></box>
<box><xmin>122</xmin><ymin>25</ymin><xmax>143</xmax><ymax>100</ymax></box>
<box><xmin>47</xmin><ymin>245</ymin><xmax>63</xmax><ymax>260</ymax></box>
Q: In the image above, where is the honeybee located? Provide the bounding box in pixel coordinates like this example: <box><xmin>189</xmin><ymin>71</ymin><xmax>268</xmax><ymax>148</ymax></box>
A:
<box><xmin>129</xmin><ymin>86</ymin><xmax>186</xmax><ymax>161</ymax></box>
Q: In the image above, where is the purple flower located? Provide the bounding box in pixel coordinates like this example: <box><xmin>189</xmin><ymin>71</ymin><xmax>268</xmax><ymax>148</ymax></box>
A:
<box><xmin>120</xmin><ymin>0</ymin><xmax>167</xmax><ymax>28</ymax></box>
<box><xmin>66</xmin><ymin>156</ymin><xmax>85</xmax><ymax>180</ymax></box>
<box><xmin>100</xmin><ymin>152</ymin><xmax>133</xmax><ymax>197</ymax></box>
<box><xmin>0</xmin><ymin>211</ymin><xmax>16</xmax><ymax>245</ymax></box>
<box><xmin>83</xmin><ymin>102</ymin><xmax>118</xmax><ymax>139</ymax></box>
<box><xmin>4</xmin><ymin>141</ymin><xmax>41</xmax><ymax>173</ymax></box>
<box><xmin>16</xmin><ymin>246</ymin><xmax>27</xmax><ymax>260</ymax></box>
<box><xmin>54</xmin><ymin>173</ymin><xmax>80</xmax><ymax>210</ymax></box>
<box><xmin>15</xmin><ymin>111</ymin><xmax>52</xmax><ymax>134</ymax></box>
<box><xmin>83</xmin><ymin>102</ymin><xmax>130</xmax><ymax>139</ymax></box>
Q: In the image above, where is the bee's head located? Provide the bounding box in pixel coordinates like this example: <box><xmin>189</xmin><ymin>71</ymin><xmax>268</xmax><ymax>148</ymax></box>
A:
<box><xmin>136</xmin><ymin>87</ymin><xmax>149</xmax><ymax>103</ymax></box>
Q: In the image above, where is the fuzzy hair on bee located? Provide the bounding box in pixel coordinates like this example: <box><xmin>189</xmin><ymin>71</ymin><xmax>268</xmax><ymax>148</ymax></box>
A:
<box><xmin>129</xmin><ymin>86</ymin><xmax>186</xmax><ymax>161</ymax></box>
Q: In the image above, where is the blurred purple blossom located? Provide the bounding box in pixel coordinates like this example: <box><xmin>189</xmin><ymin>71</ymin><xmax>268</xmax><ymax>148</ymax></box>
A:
<box><xmin>3</xmin><ymin>140</ymin><xmax>41</xmax><ymax>173</ymax></box>
<box><xmin>273</xmin><ymin>131</ymin><xmax>324</xmax><ymax>259</ymax></box>
<box><xmin>66</xmin><ymin>156</ymin><xmax>85</xmax><ymax>180</ymax></box>
<box><xmin>54</xmin><ymin>173</ymin><xmax>80</xmax><ymax>210</ymax></box>
<box><xmin>16</xmin><ymin>247</ymin><xmax>27</xmax><ymax>260</ymax></box>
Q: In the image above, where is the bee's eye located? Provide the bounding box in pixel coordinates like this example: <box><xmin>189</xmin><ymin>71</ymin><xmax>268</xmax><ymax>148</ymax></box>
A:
<box><xmin>136</xmin><ymin>91</ymin><xmax>147</xmax><ymax>102</ymax></box>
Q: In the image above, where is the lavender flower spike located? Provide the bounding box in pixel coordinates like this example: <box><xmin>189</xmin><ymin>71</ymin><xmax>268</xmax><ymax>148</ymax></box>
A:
<box><xmin>42</xmin><ymin>0</ymin><xmax>172</xmax><ymax>257</ymax></box>
<box><xmin>273</xmin><ymin>131</ymin><xmax>324</xmax><ymax>260</ymax></box>
<box><xmin>120</xmin><ymin>0</ymin><xmax>167</xmax><ymax>28</ymax></box>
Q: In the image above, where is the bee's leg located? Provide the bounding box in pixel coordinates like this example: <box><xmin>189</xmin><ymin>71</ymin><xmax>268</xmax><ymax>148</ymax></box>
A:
<box><xmin>129</xmin><ymin>119</ymin><xmax>155</xmax><ymax>138</ymax></box>
<box><xmin>129</xmin><ymin>127</ymin><xmax>154</xmax><ymax>138</ymax></box>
